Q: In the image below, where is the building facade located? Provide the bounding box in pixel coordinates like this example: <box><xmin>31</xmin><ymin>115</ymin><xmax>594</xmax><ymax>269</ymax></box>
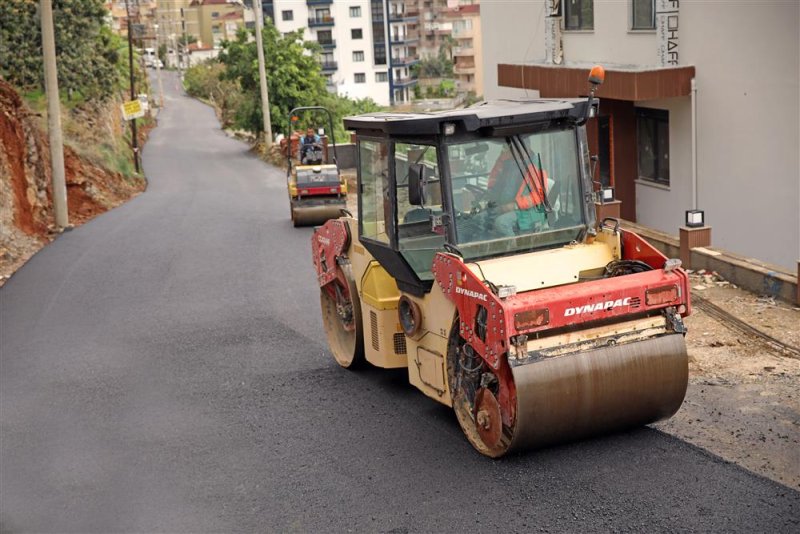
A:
<box><xmin>264</xmin><ymin>0</ymin><xmax>419</xmax><ymax>106</ymax></box>
<box><xmin>481</xmin><ymin>0</ymin><xmax>799</xmax><ymax>270</ymax></box>
<box><xmin>442</xmin><ymin>2</ymin><xmax>481</xmax><ymax>96</ymax></box>
<box><xmin>186</xmin><ymin>0</ymin><xmax>246</xmax><ymax>49</ymax></box>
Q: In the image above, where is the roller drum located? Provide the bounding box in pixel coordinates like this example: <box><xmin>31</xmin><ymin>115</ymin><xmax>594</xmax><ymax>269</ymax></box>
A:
<box><xmin>292</xmin><ymin>205</ymin><xmax>345</xmax><ymax>227</ymax></box>
<box><xmin>508</xmin><ymin>333</ymin><xmax>688</xmax><ymax>452</ymax></box>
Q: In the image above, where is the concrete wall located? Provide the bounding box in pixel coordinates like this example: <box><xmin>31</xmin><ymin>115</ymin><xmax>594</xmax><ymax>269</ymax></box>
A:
<box><xmin>481</xmin><ymin>1</ymin><xmax>800</xmax><ymax>270</ymax></box>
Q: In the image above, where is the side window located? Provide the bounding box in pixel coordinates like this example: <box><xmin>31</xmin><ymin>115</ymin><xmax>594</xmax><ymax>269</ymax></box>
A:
<box><xmin>359</xmin><ymin>140</ymin><xmax>390</xmax><ymax>243</ymax></box>
<box><xmin>394</xmin><ymin>143</ymin><xmax>445</xmax><ymax>279</ymax></box>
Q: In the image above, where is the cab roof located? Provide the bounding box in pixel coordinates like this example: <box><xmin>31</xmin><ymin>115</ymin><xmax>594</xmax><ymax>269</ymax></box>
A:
<box><xmin>343</xmin><ymin>98</ymin><xmax>592</xmax><ymax>136</ymax></box>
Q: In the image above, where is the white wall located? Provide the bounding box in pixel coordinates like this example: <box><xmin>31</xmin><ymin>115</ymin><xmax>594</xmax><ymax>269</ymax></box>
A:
<box><xmin>681</xmin><ymin>2</ymin><xmax>799</xmax><ymax>269</ymax></box>
<box><xmin>481</xmin><ymin>0</ymin><xmax>546</xmax><ymax>101</ymax></box>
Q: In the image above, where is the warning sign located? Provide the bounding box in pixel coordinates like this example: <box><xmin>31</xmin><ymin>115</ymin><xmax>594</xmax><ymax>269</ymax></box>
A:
<box><xmin>121</xmin><ymin>99</ymin><xmax>145</xmax><ymax>121</ymax></box>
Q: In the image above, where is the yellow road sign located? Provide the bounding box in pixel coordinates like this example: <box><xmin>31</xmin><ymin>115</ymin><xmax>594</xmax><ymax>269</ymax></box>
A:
<box><xmin>121</xmin><ymin>99</ymin><xmax>145</xmax><ymax>121</ymax></box>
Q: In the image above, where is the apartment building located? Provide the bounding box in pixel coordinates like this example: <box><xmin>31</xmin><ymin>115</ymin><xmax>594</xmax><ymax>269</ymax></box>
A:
<box><xmin>154</xmin><ymin>0</ymin><xmax>200</xmax><ymax>54</ymax></box>
<box><xmin>408</xmin><ymin>0</ymin><xmax>451</xmax><ymax>59</ymax></box>
<box><xmin>441</xmin><ymin>2</ymin><xmax>481</xmax><ymax>96</ymax></box>
<box><xmin>264</xmin><ymin>1</ymin><xmax>418</xmax><ymax>106</ymax></box>
<box><xmin>106</xmin><ymin>1</ymin><xmax>158</xmax><ymax>42</ymax></box>
<box><xmin>186</xmin><ymin>0</ymin><xmax>246</xmax><ymax>48</ymax></box>
<box><xmin>482</xmin><ymin>1</ymin><xmax>799</xmax><ymax>270</ymax></box>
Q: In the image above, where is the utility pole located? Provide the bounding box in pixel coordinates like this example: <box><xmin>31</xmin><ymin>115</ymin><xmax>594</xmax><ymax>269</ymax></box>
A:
<box><xmin>125</xmin><ymin>0</ymin><xmax>140</xmax><ymax>173</ymax></box>
<box><xmin>154</xmin><ymin>21</ymin><xmax>164</xmax><ymax>107</ymax></box>
<box><xmin>252</xmin><ymin>0</ymin><xmax>272</xmax><ymax>147</ymax></box>
<box><xmin>39</xmin><ymin>0</ymin><xmax>68</xmax><ymax>229</ymax></box>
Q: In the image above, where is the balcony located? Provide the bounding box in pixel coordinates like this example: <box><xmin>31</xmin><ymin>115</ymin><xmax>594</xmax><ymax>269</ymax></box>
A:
<box><xmin>394</xmin><ymin>77</ymin><xmax>418</xmax><ymax>87</ymax></box>
<box><xmin>391</xmin><ymin>55</ymin><xmax>419</xmax><ymax>67</ymax></box>
<box><xmin>390</xmin><ymin>34</ymin><xmax>420</xmax><ymax>45</ymax></box>
<box><xmin>320</xmin><ymin>61</ymin><xmax>338</xmax><ymax>72</ymax></box>
<box><xmin>454</xmin><ymin>63</ymin><xmax>476</xmax><ymax>75</ymax></box>
<box><xmin>318</xmin><ymin>39</ymin><xmax>336</xmax><ymax>49</ymax></box>
<box><xmin>308</xmin><ymin>15</ymin><xmax>334</xmax><ymax>27</ymax></box>
<box><xmin>452</xmin><ymin>46</ymin><xmax>474</xmax><ymax>57</ymax></box>
<box><xmin>452</xmin><ymin>27</ymin><xmax>473</xmax><ymax>38</ymax></box>
<box><xmin>307</xmin><ymin>0</ymin><xmax>332</xmax><ymax>5</ymax></box>
<box><xmin>388</xmin><ymin>13</ymin><xmax>419</xmax><ymax>23</ymax></box>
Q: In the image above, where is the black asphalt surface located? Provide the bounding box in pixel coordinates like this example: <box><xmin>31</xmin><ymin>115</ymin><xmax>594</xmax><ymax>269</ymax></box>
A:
<box><xmin>2</xmin><ymin>73</ymin><xmax>798</xmax><ymax>533</ymax></box>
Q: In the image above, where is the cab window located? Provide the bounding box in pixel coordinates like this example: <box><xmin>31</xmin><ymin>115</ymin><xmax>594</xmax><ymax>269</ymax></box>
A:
<box><xmin>394</xmin><ymin>143</ymin><xmax>445</xmax><ymax>279</ymax></box>
<box><xmin>359</xmin><ymin>139</ymin><xmax>390</xmax><ymax>243</ymax></box>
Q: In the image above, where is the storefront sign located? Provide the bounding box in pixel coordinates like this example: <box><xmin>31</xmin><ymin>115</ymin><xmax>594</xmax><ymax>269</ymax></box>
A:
<box><xmin>656</xmin><ymin>0</ymin><xmax>680</xmax><ymax>66</ymax></box>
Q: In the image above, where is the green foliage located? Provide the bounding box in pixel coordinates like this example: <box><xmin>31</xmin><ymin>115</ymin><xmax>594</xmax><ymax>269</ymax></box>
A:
<box><xmin>315</xmin><ymin>93</ymin><xmax>381</xmax><ymax>143</ymax></box>
<box><xmin>186</xmin><ymin>20</ymin><xmax>383</xmax><ymax>141</ymax></box>
<box><xmin>415</xmin><ymin>49</ymin><xmax>454</xmax><ymax>78</ymax></box>
<box><xmin>184</xmin><ymin>60</ymin><xmax>244</xmax><ymax>128</ymax></box>
<box><xmin>219</xmin><ymin>24</ymin><xmax>327</xmax><ymax>134</ymax></box>
<box><xmin>0</xmin><ymin>0</ymin><xmax>123</xmax><ymax>101</ymax></box>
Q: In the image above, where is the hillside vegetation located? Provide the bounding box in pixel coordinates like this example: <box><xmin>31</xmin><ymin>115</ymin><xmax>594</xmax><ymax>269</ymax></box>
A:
<box><xmin>0</xmin><ymin>0</ymin><xmax>152</xmax><ymax>284</ymax></box>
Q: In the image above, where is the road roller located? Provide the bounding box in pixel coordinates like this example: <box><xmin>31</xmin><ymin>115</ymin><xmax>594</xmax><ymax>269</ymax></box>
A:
<box><xmin>286</xmin><ymin>106</ymin><xmax>348</xmax><ymax>227</ymax></box>
<box><xmin>311</xmin><ymin>67</ymin><xmax>691</xmax><ymax>457</ymax></box>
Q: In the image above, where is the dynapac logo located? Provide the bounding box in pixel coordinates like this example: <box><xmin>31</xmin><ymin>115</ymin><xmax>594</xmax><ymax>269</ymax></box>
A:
<box><xmin>317</xmin><ymin>236</ymin><xmax>331</xmax><ymax>246</ymax></box>
<box><xmin>455</xmin><ymin>286</ymin><xmax>488</xmax><ymax>301</ymax></box>
<box><xmin>564</xmin><ymin>297</ymin><xmax>631</xmax><ymax>317</ymax></box>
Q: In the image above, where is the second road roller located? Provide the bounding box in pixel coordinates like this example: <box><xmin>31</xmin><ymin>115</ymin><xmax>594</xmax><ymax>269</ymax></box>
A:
<box><xmin>285</xmin><ymin>106</ymin><xmax>348</xmax><ymax>227</ymax></box>
<box><xmin>310</xmin><ymin>67</ymin><xmax>690</xmax><ymax>457</ymax></box>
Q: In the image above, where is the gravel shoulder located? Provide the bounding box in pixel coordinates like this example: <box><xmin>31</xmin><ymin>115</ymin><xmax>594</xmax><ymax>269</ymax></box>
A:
<box><xmin>655</xmin><ymin>271</ymin><xmax>800</xmax><ymax>489</ymax></box>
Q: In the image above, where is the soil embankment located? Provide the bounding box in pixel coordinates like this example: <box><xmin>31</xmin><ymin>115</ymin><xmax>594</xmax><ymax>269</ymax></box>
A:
<box><xmin>0</xmin><ymin>80</ymin><xmax>147</xmax><ymax>284</ymax></box>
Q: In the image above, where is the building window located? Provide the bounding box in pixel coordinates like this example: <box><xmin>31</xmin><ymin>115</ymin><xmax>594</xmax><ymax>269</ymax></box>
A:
<box><xmin>281</xmin><ymin>10</ymin><xmax>293</xmax><ymax>21</ymax></box>
<box><xmin>373</xmin><ymin>44</ymin><xmax>386</xmax><ymax>65</ymax></box>
<box><xmin>212</xmin><ymin>11</ymin><xmax>219</xmax><ymax>18</ymax></box>
<box><xmin>317</xmin><ymin>30</ymin><xmax>333</xmax><ymax>44</ymax></box>
<box><xmin>350</xmin><ymin>6</ymin><xmax>362</xmax><ymax>17</ymax></box>
<box><xmin>375</xmin><ymin>71</ymin><xmax>388</xmax><ymax>82</ymax></box>
<box><xmin>355</xmin><ymin>73</ymin><xmax>366</xmax><ymax>83</ymax></box>
<box><xmin>564</xmin><ymin>0</ymin><xmax>593</xmax><ymax>31</ymax></box>
<box><xmin>631</xmin><ymin>0</ymin><xmax>655</xmax><ymax>30</ymax></box>
<box><xmin>353</xmin><ymin>50</ymin><xmax>365</xmax><ymax>62</ymax></box>
<box><xmin>352</xmin><ymin>28</ymin><xmax>363</xmax><ymax>39</ymax></box>
<box><xmin>636</xmin><ymin>108</ymin><xmax>670</xmax><ymax>186</ymax></box>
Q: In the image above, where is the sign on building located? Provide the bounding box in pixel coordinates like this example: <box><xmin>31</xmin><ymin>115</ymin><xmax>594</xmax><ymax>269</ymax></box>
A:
<box><xmin>121</xmin><ymin>99</ymin><xmax>145</xmax><ymax>121</ymax></box>
<box><xmin>545</xmin><ymin>0</ymin><xmax>563</xmax><ymax>65</ymax></box>
<box><xmin>656</xmin><ymin>0</ymin><xmax>679</xmax><ymax>66</ymax></box>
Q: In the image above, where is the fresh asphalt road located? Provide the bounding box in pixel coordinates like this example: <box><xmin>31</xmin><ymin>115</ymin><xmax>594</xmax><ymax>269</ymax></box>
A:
<box><xmin>2</xmin><ymin>73</ymin><xmax>798</xmax><ymax>533</ymax></box>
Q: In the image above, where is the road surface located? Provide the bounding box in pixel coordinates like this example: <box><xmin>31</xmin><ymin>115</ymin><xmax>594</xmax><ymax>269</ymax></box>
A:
<box><xmin>2</xmin><ymin>73</ymin><xmax>798</xmax><ymax>532</ymax></box>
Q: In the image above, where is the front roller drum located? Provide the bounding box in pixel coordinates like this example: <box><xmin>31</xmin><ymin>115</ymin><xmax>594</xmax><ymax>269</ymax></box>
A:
<box><xmin>451</xmin><ymin>333</ymin><xmax>688</xmax><ymax>457</ymax></box>
<box><xmin>319</xmin><ymin>263</ymin><xmax>364</xmax><ymax>368</ymax></box>
<box><xmin>292</xmin><ymin>204</ymin><xmax>346</xmax><ymax>227</ymax></box>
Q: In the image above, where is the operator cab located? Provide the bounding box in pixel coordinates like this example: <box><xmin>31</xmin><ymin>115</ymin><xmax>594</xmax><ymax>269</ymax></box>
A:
<box><xmin>344</xmin><ymin>98</ymin><xmax>599</xmax><ymax>296</ymax></box>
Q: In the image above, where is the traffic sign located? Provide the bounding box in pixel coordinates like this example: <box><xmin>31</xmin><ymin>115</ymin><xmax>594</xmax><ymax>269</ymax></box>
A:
<box><xmin>121</xmin><ymin>99</ymin><xmax>145</xmax><ymax>121</ymax></box>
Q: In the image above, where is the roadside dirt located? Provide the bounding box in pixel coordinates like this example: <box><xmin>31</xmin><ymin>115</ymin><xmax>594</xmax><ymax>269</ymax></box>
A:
<box><xmin>0</xmin><ymin>80</ymin><xmax>148</xmax><ymax>287</ymax></box>
<box><xmin>655</xmin><ymin>271</ymin><xmax>800</xmax><ymax>489</ymax></box>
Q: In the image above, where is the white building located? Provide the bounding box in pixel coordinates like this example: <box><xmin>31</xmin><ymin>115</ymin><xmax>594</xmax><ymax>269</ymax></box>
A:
<box><xmin>481</xmin><ymin>1</ymin><xmax>799</xmax><ymax>270</ymax></box>
<box><xmin>264</xmin><ymin>0</ymin><xmax>419</xmax><ymax>106</ymax></box>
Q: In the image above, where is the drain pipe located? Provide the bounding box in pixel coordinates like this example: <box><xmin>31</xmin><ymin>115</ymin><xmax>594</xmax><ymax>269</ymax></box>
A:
<box><xmin>691</xmin><ymin>77</ymin><xmax>698</xmax><ymax>210</ymax></box>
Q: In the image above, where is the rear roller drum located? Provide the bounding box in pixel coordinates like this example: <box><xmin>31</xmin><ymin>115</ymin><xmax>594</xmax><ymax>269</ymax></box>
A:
<box><xmin>320</xmin><ymin>263</ymin><xmax>364</xmax><ymax>369</ymax></box>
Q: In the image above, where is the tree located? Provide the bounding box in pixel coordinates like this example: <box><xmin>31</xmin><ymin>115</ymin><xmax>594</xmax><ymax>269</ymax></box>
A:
<box><xmin>219</xmin><ymin>23</ymin><xmax>327</xmax><ymax>134</ymax></box>
<box><xmin>0</xmin><ymin>0</ymin><xmax>122</xmax><ymax>100</ymax></box>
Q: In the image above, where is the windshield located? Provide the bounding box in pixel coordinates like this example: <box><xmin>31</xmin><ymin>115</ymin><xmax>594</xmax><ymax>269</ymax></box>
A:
<box><xmin>447</xmin><ymin>128</ymin><xmax>585</xmax><ymax>260</ymax></box>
